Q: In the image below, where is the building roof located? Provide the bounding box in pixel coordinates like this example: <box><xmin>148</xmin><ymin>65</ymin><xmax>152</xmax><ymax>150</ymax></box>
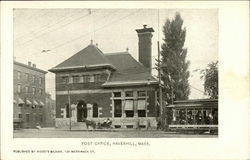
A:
<box><xmin>103</xmin><ymin>52</ymin><xmax>158</xmax><ymax>87</ymax></box>
<box><xmin>14</xmin><ymin>61</ymin><xmax>47</xmax><ymax>74</ymax></box>
<box><xmin>174</xmin><ymin>99</ymin><xmax>218</xmax><ymax>104</ymax></box>
<box><xmin>166</xmin><ymin>99</ymin><xmax>218</xmax><ymax>108</ymax></box>
<box><xmin>49</xmin><ymin>44</ymin><xmax>158</xmax><ymax>87</ymax></box>
<box><xmin>49</xmin><ymin>44</ymin><xmax>116</xmax><ymax>72</ymax></box>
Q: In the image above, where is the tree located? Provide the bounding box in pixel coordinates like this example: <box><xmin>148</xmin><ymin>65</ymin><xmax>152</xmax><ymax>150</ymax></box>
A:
<box><xmin>160</xmin><ymin>12</ymin><xmax>190</xmax><ymax>103</ymax></box>
<box><xmin>200</xmin><ymin>61</ymin><xmax>218</xmax><ymax>99</ymax></box>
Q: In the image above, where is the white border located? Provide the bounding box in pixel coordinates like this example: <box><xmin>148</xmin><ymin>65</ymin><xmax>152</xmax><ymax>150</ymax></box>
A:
<box><xmin>1</xmin><ymin>1</ymin><xmax>249</xmax><ymax>160</ymax></box>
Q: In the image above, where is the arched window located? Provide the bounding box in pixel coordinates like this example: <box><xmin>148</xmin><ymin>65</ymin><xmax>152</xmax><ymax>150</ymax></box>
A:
<box><xmin>93</xmin><ymin>103</ymin><xmax>98</xmax><ymax>118</ymax></box>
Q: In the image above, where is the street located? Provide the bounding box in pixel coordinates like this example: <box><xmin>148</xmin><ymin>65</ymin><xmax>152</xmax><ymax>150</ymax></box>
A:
<box><xmin>14</xmin><ymin>128</ymin><xmax>217</xmax><ymax>138</ymax></box>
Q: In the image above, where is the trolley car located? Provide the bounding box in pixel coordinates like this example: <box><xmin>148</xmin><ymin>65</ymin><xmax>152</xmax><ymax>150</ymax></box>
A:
<box><xmin>164</xmin><ymin>99</ymin><xmax>218</xmax><ymax>134</ymax></box>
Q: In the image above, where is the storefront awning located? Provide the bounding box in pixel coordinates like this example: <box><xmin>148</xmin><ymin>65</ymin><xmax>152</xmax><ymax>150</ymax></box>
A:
<box><xmin>33</xmin><ymin>100</ymin><xmax>39</xmax><ymax>105</ymax></box>
<box><xmin>39</xmin><ymin>101</ymin><xmax>45</xmax><ymax>106</ymax></box>
<box><xmin>124</xmin><ymin>100</ymin><xmax>133</xmax><ymax>110</ymax></box>
<box><xmin>26</xmin><ymin>99</ymin><xmax>32</xmax><ymax>105</ymax></box>
<box><xmin>137</xmin><ymin>99</ymin><xmax>146</xmax><ymax>110</ymax></box>
<box><xmin>18</xmin><ymin>98</ymin><xmax>25</xmax><ymax>104</ymax></box>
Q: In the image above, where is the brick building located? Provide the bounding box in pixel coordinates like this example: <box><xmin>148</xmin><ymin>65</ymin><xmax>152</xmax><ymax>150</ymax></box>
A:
<box><xmin>49</xmin><ymin>25</ymin><xmax>160</xmax><ymax>129</ymax></box>
<box><xmin>13</xmin><ymin>61</ymin><xmax>47</xmax><ymax>128</ymax></box>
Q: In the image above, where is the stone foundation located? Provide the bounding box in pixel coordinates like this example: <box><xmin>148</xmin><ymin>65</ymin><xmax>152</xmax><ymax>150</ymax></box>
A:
<box><xmin>55</xmin><ymin>117</ymin><xmax>157</xmax><ymax>129</ymax></box>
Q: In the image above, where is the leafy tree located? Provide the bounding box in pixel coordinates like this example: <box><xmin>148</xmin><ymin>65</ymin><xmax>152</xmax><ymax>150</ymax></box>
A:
<box><xmin>160</xmin><ymin>12</ymin><xmax>190</xmax><ymax>103</ymax></box>
<box><xmin>200</xmin><ymin>61</ymin><xmax>218</xmax><ymax>99</ymax></box>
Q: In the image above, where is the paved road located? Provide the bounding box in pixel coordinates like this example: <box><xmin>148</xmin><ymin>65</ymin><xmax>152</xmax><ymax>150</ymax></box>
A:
<box><xmin>14</xmin><ymin>128</ymin><xmax>217</xmax><ymax>138</ymax></box>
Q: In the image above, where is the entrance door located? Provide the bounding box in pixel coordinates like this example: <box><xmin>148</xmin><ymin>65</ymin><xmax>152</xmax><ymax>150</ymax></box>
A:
<box><xmin>77</xmin><ymin>100</ymin><xmax>87</xmax><ymax>122</ymax></box>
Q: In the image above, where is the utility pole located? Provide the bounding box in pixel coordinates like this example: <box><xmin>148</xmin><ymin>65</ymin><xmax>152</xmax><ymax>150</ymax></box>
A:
<box><xmin>157</xmin><ymin>9</ymin><xmax>163</xmax><ymax>130</ymax></box>
<box><xmin>171</xmin><ymin>85</ymin><xmax>174</xmax><ymax>104</ymax></box>
<box><xmin>67</xmin><ymin>78</ymin><xmax>71</xmax><ymax>130</ymax></box>
<box><xmin>158</xmin><ymin>41</ymin><xmax>163</xmax><ymax>130</ymax></box>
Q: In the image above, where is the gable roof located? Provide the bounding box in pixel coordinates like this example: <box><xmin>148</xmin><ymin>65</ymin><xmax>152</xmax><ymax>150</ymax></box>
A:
<box><xmin>49</xmin><ymin>44</ymin><xmax>116</xmax><ymax>72</ymax></box>
<box><xmin>102</xmin><ymin>52</ymin><xmax>158</xmax><ymax>87</ymax></box>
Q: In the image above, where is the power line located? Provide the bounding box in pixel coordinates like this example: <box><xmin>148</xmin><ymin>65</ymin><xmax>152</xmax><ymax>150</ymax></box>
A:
<box><xmin>15</xmin><ymin>10</ymin><xmax>94</xmax><ymax>47</ymax></box>
<box><xmin>49</xmin><ymin>9</ymin><xmax>141</xmax><ymax>52</ymax></box>
<box><xmin>15</xmin><ymin>10</ymin><xmax>84</xmax><ymax>41</ymax></box>
<box><xmin>15</xmin><ymin>9</ymin><xmax>143</xmax><ymax>75</ymax></box>
<box><xmin>16</xmin><ymin>9</ymin><xmax>121</xmax><ymax>59</ymax></box>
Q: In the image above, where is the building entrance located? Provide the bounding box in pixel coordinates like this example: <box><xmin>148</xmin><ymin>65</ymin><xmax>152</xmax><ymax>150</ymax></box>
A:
<box><xmin>77</xmin><ymin>100</ymin><xmax>87</xmax><ymax>122</ymax></box>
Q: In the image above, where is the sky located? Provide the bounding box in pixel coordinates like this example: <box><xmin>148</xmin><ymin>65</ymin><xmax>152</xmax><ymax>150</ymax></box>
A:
<box><xmin>13</xmin><ymin>9</ymin><xmax>218</xmax><ymax>100</ymax></box>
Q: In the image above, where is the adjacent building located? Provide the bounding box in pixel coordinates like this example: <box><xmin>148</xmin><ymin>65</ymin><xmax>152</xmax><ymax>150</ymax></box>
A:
<box><xmin>13</xmin><ymin>61</ymin><xmax>47</xmax><ymax>128</ymax></box>
<box><xmin>49</xmin><ymin>25</ymin><xmax>160</xmax><ymax>129</ymax></box>
<box><xmin>45</xmin><ymin>93</ymin><xmax>56</xmax><ymax>127</ymax></box>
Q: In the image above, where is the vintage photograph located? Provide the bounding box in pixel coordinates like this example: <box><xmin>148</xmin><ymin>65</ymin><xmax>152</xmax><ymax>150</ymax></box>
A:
<box><xmin>13</xmin><ymin>8</ymin><xmax>218</xmax><ymax>138</ymax></box>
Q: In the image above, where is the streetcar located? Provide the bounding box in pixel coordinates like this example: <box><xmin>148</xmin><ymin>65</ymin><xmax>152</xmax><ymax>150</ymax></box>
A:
<box><xmin>164</xmin><ymin>99</ymin><xmax>218</xmax><ymax>134</ymax></box>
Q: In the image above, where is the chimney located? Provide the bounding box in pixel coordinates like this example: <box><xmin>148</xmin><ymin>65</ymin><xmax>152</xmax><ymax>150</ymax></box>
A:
<box><xmin>32</xmin><ymin>64</ymin><xmax>36</xmax><ymax>68</ymax></box>
<box><xmin>136</xmin><ymin>25</ymin><xmax>154</xmax><ymax>74</ymax></box>
<box><xmin>28</xmin><ymin>61</ymin><xmax>31</xmax><ymax>66</ymax></box>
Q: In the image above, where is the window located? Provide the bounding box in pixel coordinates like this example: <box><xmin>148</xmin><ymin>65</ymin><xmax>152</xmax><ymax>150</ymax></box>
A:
<box><xmin>39</xmin><ymin>104</ymin><xmax>43</xmax><ymax>108</ymax></box>
<box><xmin>25</xmin><ymin>73</ymin><xmax>29</xmax><ymax>81</ymax></box>
<box><xmin>90</xmin><ymin>75</ymin><xmax>94</xmax><ymax>82</ymax></box>
<box><xmin>39</xmin><ymin>89</ymin><xmax>43</xmax><ymax>96</ymax></box>
<box><xmin>79</xmin><ymin>76</ymin><xmax>83</xmax><ymax>83</ymax></box>
<box><xmin>114</xmin><ymin>125</ymin><xmax>121</xmax><ymax>128</ymax></box>
<box><xmin>62</xmin><ymin>77</ymin><xmax>69</xmax><ymax>84</ymax></box>
<box><xmin>32</xmin><ymin>75</ymin><xmax>35</xmax><ymax>83</ymax></box>
<box><xmin>83</xmin><ymin>75</ymin><xmax>90</xmax><ymax>83</ymax></box>
<box><xmin>39</xmin><ymin>115</ymin><xmax>43</xmax><ymax>123</ymax></box>
<box><xmin>125</xmin><ymin>100</ymin><xmax>134</xmax><ymax>110</ymax></box>
<box><xmin>126</xmin><ymin>125</ymin><xmax>134</xmax><ymax>128</ymax></box>
<box><xmin>18</xmin><ymin>114</ymin><xmax>22</xmax><ymax>118</ymax></box>
<box><xmin>35</xmin><ymin>115</ymin><xmax>39</xmax><ymax>123</ymax></box>
<box><xmin>125</xmin><ymin>91</ymin><xmax>133</xmax><ymax>97</ymax></box>
<box><xmin>69</xmin><ymin>77</ymin><xmax>73</xmax><ymax>83</ymax></box>
<box><xmin>26</xmin><ymin>114</ymin><xmax>30</xmax><ymax>122</ymax></box>
<box><xmin>138</xmin><ymin>91</ymin><xmax>146</xmax><ymax>97</ymax></box>
<box><xmin>125</xmin><ymin>100</ymin><xmax>134</xmax><ymax>117</ymax></box>
<box><xmin>138</xmin><ymin>110</ymin><xmax>146</xmax><ymax>117</ymax></box>
<box><xmin>114</xmin><ymin>100</ymin><xmax>122</xmax><ymax>117</ymax></box>
<box><xmin>17</xmin><ymin>85</ymin><xmax>21</xmax><ymax>93</ymax></box>
<box><xmin>25</xmin><ymin>86</ymin><xmax>29</xmax><ymax>93</ymax></box>
<box><xmin>39</xmin><ymin>77</ymin><xmax>42</xmax><ymax>84</ymax></box>
<box><xmin>32</xmin><ymin>87</ymin><xmax>36</xmax><ymax>95</ymax></box>
<box><xmin>125</xmin><ymin>111</ymin><xmax>134</xmax><ymax>117</ymax></box>
<box><xmin>93</xmin><ymin>103</ymin><xmax>98</xmax><ymax>118</ymax></box>
<box><xmin>113</xmin><ymin>92</ymin><xmax>121</xmax><ymax>97</ymax></box>
<box><xmin>18</xmin><ymin>103</ymin><xmax>24</xmax><ymax>107</ymax></box>
<box><xmin>17</xmin><ymin>71</ymin><xmax>21</xmax><ymax>80</ymax></box>
<box><xmin>94</xmin><ymin>74</ymin><xmax>102</xmax><ymax>82</ymax></box>
<box><xmin>73</xmin><ymin>76</ymin><xmax>79</xmax><ymax>83</ymax></box>
<box><xmin>137</xmin><ymin>99</ymin><xmax>146</xmax><ymax>117</ymax></box>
